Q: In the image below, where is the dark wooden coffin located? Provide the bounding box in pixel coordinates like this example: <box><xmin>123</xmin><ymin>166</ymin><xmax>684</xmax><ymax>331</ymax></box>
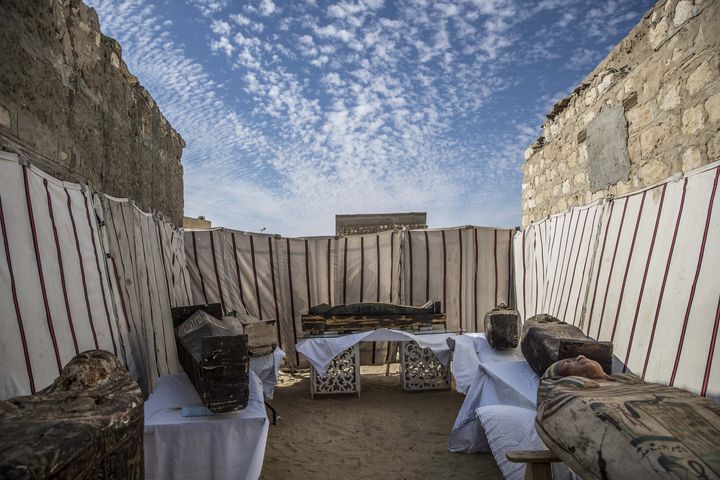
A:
<box><xmin>0</xmin><ymin>350</ymin><xmax>143</xmax><ymax>480</ymax></box>
<box><xmin>521</xmin><ymin>314</ymin><xmax>613</xmax><ymax>375</ymax></box>
<box><xmin>537</xmin><ymin>373</ymin><xmax>720</xmax><ymax>480</ymax></box>
<box><xmin>302</xmin><ymin>300</ymin><xmax>446</xmax><ymax>334</ymax></box>
<box><xmin>483</xmin><ymin>303</ymin><xmax>521</xmax><ymax>349</ymax></box>
<box><xmin>172</xmin><ymin>306</ymin><xmax>250</xmax><ymax>413</ymax></box>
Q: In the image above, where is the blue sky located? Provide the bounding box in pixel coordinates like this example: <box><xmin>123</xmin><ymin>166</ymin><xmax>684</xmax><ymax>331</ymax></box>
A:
<box><xmin>87</xmin><ymin>0</ymin><xmax>654</xmax><ymax>236</ymax></box>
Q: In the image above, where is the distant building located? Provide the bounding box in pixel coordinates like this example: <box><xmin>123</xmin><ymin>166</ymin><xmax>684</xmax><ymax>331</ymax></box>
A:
<box><xmin>335</xmin><ymin>212</ymin><xmax>427</xmax><ymax>236</ymax></box>
<box><xmin>183</xmin><ymin>215</ymin><xmax>211</xmax><ymax>229</ymax></box>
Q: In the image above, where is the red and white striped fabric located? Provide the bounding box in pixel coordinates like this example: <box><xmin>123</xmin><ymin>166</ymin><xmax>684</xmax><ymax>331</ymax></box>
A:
<box><xmin>186</xmin><ymin>227</ymin><xmax>515</xmax><ymax>366</ymax></box>
<box><xmin>403</xmin><ymin>227</ymin><xmax>515</xmax><ymax>332</ymax></box>
<box><xmin>515</xmin><ymin>161</ymin><xmax>720</xmax><ymax>400</ymax></box>
<box><xmin>334</xmin><ymin>231</ymin><xmax>402</xmax><ymax>364</ymax></box>
<box><xmin>0</xmin><ymin>152</ymin><xmax>124</xmax><ymax>399</ymax></box>
<box><xmin>185</xmin><ymin>229</ymin><xmax>338</xmax><ymax>367</ymax></box>
<box><xmin>102</xmin><ymin>196</ymin><xmax>187</xmax><ymax>393</ymax></box>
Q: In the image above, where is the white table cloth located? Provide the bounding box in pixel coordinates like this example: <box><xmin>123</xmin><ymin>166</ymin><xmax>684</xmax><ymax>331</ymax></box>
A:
<box><xmin>249</xmin><ymin>347</ymin><xmax>285</xmax><ymax>399</ymax></box>
<box><xmin>447</xmin><ymin>334</ymin><xmax>578</xmax><ymax>480</ymax></box>
<box><xmin>144</xmin><ymin>371</ymin><xmax>269</xmax><ymax>480</ymax></box>
<box><xmin>295</xmin><ymin>328</ymin><xmax>458</xmax><ymax>376</ymax></box>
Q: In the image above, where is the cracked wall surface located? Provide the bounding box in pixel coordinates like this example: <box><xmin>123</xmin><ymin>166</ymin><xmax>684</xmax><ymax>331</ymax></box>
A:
<box><xmin>0</xmin><ymin>0</ymin><xmax>185</xmax><ymax>225</ymax></box>
<box><xmin>522</xmin><ymin>0</ymin><xmax>720</xmax><ymax>226</ymax></box>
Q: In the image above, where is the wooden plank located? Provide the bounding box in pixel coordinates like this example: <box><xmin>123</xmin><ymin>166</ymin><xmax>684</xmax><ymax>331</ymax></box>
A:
<box><xmin>506</xmin><ymin>450</ymin><xmax>560</xmax><ymax>463</ymax></box>
<box><xmin>301</xmin><ymin>313</ymin><xmax>447</xmax><ymax>334</ymax></box>
<box><xmin>0</xmin><ymin>351</ymin><xmax>143</xmax><ymax>479</ymax></box>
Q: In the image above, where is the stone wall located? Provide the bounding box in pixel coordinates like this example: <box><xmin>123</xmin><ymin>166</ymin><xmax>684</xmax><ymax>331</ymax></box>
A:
<box><xmin>521</xmin><ymin>0</ymin><xmax>719</xmax><ymax>226</ymax></box>
<box><xmin>0</xmin><ymin>0</ymin><xmax>185</xmax><ymax>225</ymax></box>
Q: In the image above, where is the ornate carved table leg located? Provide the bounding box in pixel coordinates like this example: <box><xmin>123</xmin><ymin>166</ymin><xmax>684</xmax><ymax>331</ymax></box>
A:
<box><xmin>310</xmin><ymin>344</ymin><xmax>361</xmax><ymax>398</ymax></box>
<box><xmin>400</xmin><ymin>341</ymin><xmax>451</xmax><ymax>391</ymax></box>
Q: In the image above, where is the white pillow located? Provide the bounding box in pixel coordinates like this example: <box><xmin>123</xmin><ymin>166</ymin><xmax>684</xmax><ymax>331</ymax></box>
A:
<box><xmin>476</xmin><ymin>405</ymin><xmax>577</xmax><ymax>480</ymax></box>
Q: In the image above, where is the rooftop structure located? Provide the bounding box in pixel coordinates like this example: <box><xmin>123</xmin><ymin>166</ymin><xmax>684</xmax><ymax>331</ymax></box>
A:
<box><xmin>335</xmin><ymin>212</ymin><xmax>427</xmax><ymax>236</ymax></box>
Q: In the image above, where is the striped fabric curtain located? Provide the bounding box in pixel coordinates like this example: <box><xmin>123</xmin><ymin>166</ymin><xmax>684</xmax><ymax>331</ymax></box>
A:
<box><xmin>515</xmin><ymin>160</ymin><xmax>720</xmax><ymax>400</ymax></box>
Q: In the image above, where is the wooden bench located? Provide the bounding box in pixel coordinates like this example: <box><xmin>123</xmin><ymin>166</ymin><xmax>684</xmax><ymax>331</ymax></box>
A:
<box><xmin>506</xmin><ymin>450</ymin><xmax>560</xmax><ymax>480</ymax></box>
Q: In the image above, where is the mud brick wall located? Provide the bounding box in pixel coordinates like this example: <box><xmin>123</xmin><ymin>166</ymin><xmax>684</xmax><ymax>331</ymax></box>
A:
<box><xmin>521</xmin><ymin>0</ymin><xmax>719</xmax><ymax>226</ymax></box>
<box><xmin>0</xmin><ymin>0</ymin><xmax>185</xmax><ymax>225</ymax></box>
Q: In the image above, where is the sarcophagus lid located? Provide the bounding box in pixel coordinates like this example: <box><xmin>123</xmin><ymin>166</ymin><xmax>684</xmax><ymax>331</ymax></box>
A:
<box><xmin>175</xmin><ymin>308</ymin><xmax>249</xmax><ymax>413</ymax></box>
<box><xmin>521</xmin><ymin>314</ymin><xmax>613</xmax><ymax>375</ymax></box>
<box><xmin>483</xmin><ymin>303</ymin><xmax>521</xmax><ymax>349</ymax></box>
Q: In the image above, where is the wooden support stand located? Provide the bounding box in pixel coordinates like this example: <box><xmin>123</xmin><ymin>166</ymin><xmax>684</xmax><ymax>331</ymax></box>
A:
<box><xmin>506</xmin><ymin>450</ymin><xmax>560</xmax><ymax>480</ymax></box>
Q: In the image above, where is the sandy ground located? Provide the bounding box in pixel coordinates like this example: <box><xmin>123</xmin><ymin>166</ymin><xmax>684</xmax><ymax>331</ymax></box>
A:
<box><xmin>261</xmin><ymin>365</ymin><xmax>502</xmax><ymax>480</ymax></box>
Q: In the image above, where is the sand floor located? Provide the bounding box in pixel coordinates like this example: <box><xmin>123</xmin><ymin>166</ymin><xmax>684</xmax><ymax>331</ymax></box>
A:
<box><xmin>261</xmin><ymin>365</ymin><xmax>502</xmax><ymax>480</ymax></box>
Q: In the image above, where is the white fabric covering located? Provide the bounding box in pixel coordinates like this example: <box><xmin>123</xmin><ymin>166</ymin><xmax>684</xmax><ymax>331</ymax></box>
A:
<box><xmin>144</xmin><ymin>371</ymin><xmax>268</xmax><ymax>480</ymax></box>
<box><xmin>249</xmin><ymin>347</ymin><xmax>285</xmax><ymax>399</ymax></box>
<box><xmin>296</xmin><ymin>329</ymin><xmax>457</xmax><ymax>376</ymax></box>
<box><xmin>476</xmin><ymin>405</ymin><xmax>577</xmax><ymax>480</ymax></box>
<box><xmin>515</xmin><ymin>160</ymin><xmax>720</xmax><ymax>400</ymax></box>
<box><xmin>449</xmin><ymin>335</ymin><xmax>538</xmax><ymax>453</ymax></box>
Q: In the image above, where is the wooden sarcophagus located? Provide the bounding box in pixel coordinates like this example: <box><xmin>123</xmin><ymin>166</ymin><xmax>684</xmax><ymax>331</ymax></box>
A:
<box><xmin>172</xmin><ymin>305</ymin><xmax>250</xmax><ymax>413</ymax></box>
<box><xmin>483</xmin><ymin>303</ymin><xmax>521</xmax><ymax>349</ymax></box>
<box><xmin>0</xmin><ymin>350</ymin><xmax>143</xmax><ymax>479</ymax></box>
<box><xmin>537</xmin><ymin>373</ymin><xmax>720</xmax><ymax>480</ymax></box>
<box><xmin>225</xmin><ymin>313</ymin><xmax>277</xmax><ymax>357</ymax></box>
<box><xmin>301</xmin><ymin>300</ymin><xmax>446</xmax><ymax>334</ymax></box>
<box><xmin>521</xmin><ymin>314</ymin><xmax>613</xmax><ymax>375</ymax></box>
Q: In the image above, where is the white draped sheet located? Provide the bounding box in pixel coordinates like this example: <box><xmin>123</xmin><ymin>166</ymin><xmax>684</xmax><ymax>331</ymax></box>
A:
<box><xmin>296</xmin><ymin>328</ymin><xmax>457</xmax><ymax>376</ymax></box>
<box><xmin>448</xmin><ymin>334</ymin><xmax>577</xmax><ymax>480</ymax></box>
<box><xmin>249</xmin><ymin>347</ymin><xmax>285</xmax><ymax>399</ymax></box>
<box><xmin>144</xmin><ymin>371</ymin><xmax>269</xmax><ymax>480</ymax></box>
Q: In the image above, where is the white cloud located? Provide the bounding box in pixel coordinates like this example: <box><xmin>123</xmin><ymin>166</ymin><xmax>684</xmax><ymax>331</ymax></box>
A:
<box><xmin>259</xmin><ymin>0</ymin><xmax>277</xmax><ymax>16</ymax></box>
<box><xmin>89</xmin><ymin>0</ymin><xmax>650</xmax><ymax>235</ymax></box>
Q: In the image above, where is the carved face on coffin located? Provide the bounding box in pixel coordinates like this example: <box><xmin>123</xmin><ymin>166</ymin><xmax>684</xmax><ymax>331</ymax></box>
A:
<box><xmin>554</xmin><ymin>355</ymin><xmax>607</xmax><ymax>379</ymax></box>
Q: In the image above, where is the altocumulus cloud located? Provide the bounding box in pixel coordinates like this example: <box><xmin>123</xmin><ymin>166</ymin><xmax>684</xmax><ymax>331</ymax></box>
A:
<box><xmin>87</xmin><ymin>0</ymin><xmax>652</xmax><ymax>236</ymax></box>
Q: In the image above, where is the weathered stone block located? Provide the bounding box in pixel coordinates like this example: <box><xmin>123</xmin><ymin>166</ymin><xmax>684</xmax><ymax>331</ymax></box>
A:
<box><xmin>708</xmin><ymin>130</ymin><xmax>720</xmax><ymax>160</ymax></box>
<box><xmin>639</xmin><ymin>159</ymin><xmax>670</xmax><ymax>184</ymax></box>
<box><xmin>673</xmin><ymin>0</ymin><xmax>694</xmax><ymax>27</ymax></box>
<box><xmin>659</xmin><ymin>83</ymin><xmax>681</xmax><ymax>111</ymax></box>
<box><xmin>687</xmin><ymin>58</ymin><xmax>717</xmax><ymax>96</ymax></box>
<box><xmin>705</xmin><ymin>91</ymin><xmax>720</xmax><ymax>123</ymax></box>
<box><xmin>682</xmin><ymin>103</ymin><xmax>707</xmax><ymax>135</ymax></box>
<box><xmin>649</xmin><ymin>17</ymin><xmax>669</xmax><ymax>50</ymax></box>
<box><xmin>681</xmin><ymin>146</ymin><xmax>704</xmax><ymax>172</ymax></box>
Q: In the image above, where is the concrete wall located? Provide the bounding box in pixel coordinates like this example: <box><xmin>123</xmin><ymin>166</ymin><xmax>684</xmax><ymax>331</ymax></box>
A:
<box><xmin>183</xmin><ymin>216</ymin><xmax>212</xmax><ymax>229</ymax></box>
<box><xmin>336</xmin><ymin>212</ymin><xmax>427</xmax><ymax>235</ymax></box>
<box><xmin>0</xmin><ymin>0</ymin><xmax>185</xmax><ymax>225</ymax></box>
<box><xmin>521</xmin><ymin>0</ymin><xmax>719</xmax><ymax>226</ymax></box>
